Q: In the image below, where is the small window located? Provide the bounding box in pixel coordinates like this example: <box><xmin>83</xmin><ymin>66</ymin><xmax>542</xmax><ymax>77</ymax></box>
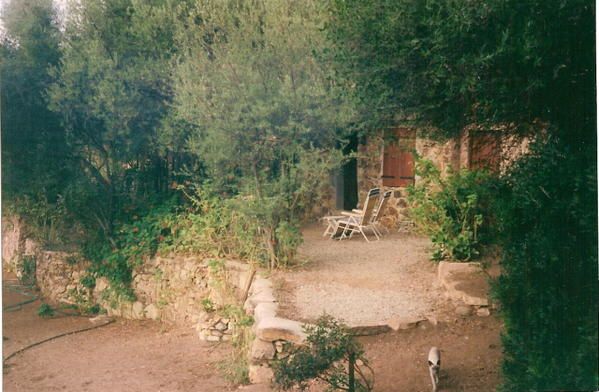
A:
<box><xmin>382</xmin><ymin>128</ymin><xmax>415</xmax><ymax>187</ymax></box>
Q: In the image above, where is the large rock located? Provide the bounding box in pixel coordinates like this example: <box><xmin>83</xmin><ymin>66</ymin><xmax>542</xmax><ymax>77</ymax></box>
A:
<box><xmin>253</xmin><ymin>302</ymin><xmax>278</xmax><ymax>324</ymax></box>
<box><xmin>386</xmin><ymin>316</ymin><xmax>426</xmax><ymax>331</ymax></box>
<box><xmin>250</xmin><ymin>339</ymin><xmax>276</xmax><ymax>361</ymax></box>
<box><xmin>438</xmin><ymin>262</ymin><xmax>489</xmax><ymax>306</ymax></box>
<box><xmin>248</xmin><ymin>364</ymin><xmax>274</xmax><ymax>385</ymax></box>
<box><xmin>246</xmin><ymin>289</ymin><xmax>277</xmax><ymax>309</ymax></box>
<box><xmin>250</xmin><ymin>277</ymin><xmax>273</xmax><ymax>295</ymax></box>
<box><xmin>132</xmin><ymin>301</ymin><xmax>145</xmax><ymax>319</ymax></box>
<box><xmin>349</xmin><ymin>324</ymin><xmax>391</xmax><ymax>336</ymax></box>
<box><xmin>145</xmin><ymin>303</ymin><xmax>160</xmax><ymax>320</ymax></box>
<box><xmin>256</xmin><ymin>317</ymin><xmax>306</xmax><ymax>344</ymax></box>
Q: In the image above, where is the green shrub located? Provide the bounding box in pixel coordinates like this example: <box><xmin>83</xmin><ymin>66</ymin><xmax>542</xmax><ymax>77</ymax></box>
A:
<box><xmin>37</xmin><ymin>303</ymin><xmax>54</xmax><ymax>318</ymax></box>
<box><xmin>19</xmin><ymin>255</ymin><xmax>37</xmax><ymax>286</ymax></box>
<box><xmin>82</xmin><ymin>199</ymin><xmax>179</xmax><ymax>301</ymax></box>
<box><xmin>493</xmin><ymin>138</ymin><xmax>598</xmax><ymax>391</ymax></box>
<box><xmin>171</xmin><ymin>186</ymin><xmax>304</xmax><ymax>269</ymax></box>
<box><xmin>407</xmin><ymin>159</ymin><xmax>495</xmax><ymax>261</ymax></box>
<box><xmin>216</xmin><ymin>305</ymin><xmax>254</xmax><ymax>385</ymax></box>
<box><xmin>273</xmin><ymin>315</ymin><xmax>374</xmax><ymax>391</ymax></box>
<box><xmin>80</xmin><ymin>274</ymin><xmax>96</xmax><ymax>290</ymax></box>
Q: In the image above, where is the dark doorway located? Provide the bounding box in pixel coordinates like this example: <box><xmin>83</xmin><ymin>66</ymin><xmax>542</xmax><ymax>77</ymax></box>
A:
<box><xmin>335</xmin><ymin>133</ymin><xmax>358</xmax><ymax>210</ymax></box>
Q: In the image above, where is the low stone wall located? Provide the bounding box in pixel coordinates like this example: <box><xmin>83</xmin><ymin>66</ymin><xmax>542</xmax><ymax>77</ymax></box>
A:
<box><xmin>243</xmin><ymin>274</ymin><xmax>305</xmax><ymax>384</ymax></box>
<box><xmin>36</xmin><ymin>250</ymin><xmax>89</xmax><ymax>303</ymax></box>
<box><xmin>1</xmin><ymin>215</ymin><xmax>253</xmax><ymax>328</ymax></box>
<box><xmin>2</xmin><ymin>215</ymin><xmax>32</xmax><ymax>277</ymax></box>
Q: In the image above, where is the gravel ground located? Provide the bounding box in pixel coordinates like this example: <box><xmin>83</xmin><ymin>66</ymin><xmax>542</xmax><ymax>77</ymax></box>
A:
<box><xmin>274</xmin><ymin>224</ymin><xmax>453</xmax><ymax>326</ymax></box>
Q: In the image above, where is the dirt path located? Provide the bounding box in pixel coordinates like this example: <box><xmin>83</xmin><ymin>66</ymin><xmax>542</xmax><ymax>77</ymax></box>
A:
<box><xmin>360</xmin><ymin>317</ymin><xmax>503</xmax><ymax>391</ymax></box>
<box><xmin>273</xmin><ymin>224</ymin><xmax>453</xmax><ymax>326</ymax></box>
<box><xmin>2</xmin><ymin>279</ymin><xmax>238</xmax><ymax>392</ymax></box>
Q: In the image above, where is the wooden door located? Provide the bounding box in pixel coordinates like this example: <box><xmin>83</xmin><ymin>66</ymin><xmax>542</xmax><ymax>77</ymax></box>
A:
<box><xmin>382</xmin><ymin>128</ymin><xmax>415</xmax><ymax>187</ymax></box>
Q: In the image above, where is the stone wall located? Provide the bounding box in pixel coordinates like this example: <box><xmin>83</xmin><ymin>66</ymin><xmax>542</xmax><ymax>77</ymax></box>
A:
<box><xmin>1</xmin><ymin>215</ymin><xmax>252</xmax><ymax>330</ymax></box>
<box><xmin>357</xmin><ymin>128</ymin><xmax>531</xmax><ymax>229</ymax></box>
<box><xmin>356</xmin><ymin>130</ymin><xmax>460</xmax><ymax>230</ymax></box>
<box><xmin>243</xmin><ymin>274</ymin><xmax>305</xmax><ymax>384</ymax></box>
<box><xmin>2</xmin><ymin>216</ymin><xmax>28</xmax><ymax>276</ymax></box>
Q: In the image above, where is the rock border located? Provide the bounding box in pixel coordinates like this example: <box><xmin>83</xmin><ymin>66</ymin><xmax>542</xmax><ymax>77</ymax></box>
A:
<box><xmin>242</xmin><ymin>272</ymin><xmax>432</xmax><ymax>385</ymax></box>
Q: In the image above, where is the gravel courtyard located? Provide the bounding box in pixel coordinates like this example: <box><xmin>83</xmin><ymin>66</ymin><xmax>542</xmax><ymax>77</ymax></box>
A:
<box><xmin>273</xmin><ymin>223</ymin><xmax>453</xmax><ymax>327</ymax></box>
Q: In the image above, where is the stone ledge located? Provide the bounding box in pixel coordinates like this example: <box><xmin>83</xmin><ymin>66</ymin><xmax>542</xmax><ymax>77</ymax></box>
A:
<box><xmin>255</xmin><ymin>316</ymin><xmax>306</xmax><ymax>344</ymax></box>
<box><xmin>349</xmin><ymin>324</ymin><xmax>391</xmax><ymax>336</ymax></box>
<box><xmin>386</xmin><ymin>315</ymin><xmax>427</xmax><ymax>331</ymax></box>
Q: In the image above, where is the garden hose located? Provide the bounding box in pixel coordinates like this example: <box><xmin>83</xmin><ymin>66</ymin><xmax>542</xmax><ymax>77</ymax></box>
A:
<box><xmin>3</xmin><ymin>280</ymin><xmax>115</xmax><ymax>363</ymax></box>
<box><xmin>3</xmin><ymin>317</ymin><xmax>115</xmax><ymax>363</ymax></box>
<box><xmin>3</xmin><ymin>284</ymin><xmax>39</xmax><ymax>312</ymax></box>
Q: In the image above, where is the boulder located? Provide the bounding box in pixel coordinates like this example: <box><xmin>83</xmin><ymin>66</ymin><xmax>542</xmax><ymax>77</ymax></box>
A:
<box><xmin>256</xmin><ymin>317</ymin><xmax>306</xmax><ymax>344</ymax></box>
<box><xmin>250</xmin><ymin>339</ymin><xmax>276</xmax><ymax>361</ymax></box>
<box><xmin>132</xmin><ymin>301</ymin><xmax>145</xmax><ymax>319</ymax></box>
<box><xmin>246</xmin><ymin>289</ymin><xmax>277</xmax><ymax>308</ymax></box>
<box><xmin>386</xmin><ymin>316</ymin><xmax>426</xmax><ymax>331</ymax></box>
<box><xmin>455</xmin><ymin>305</ymin><xmax>472</xmax><ymax>316</ymax></box>
<box><xmin>254</xmin><ymin>302</ymin><xmax>278</xmax><ymax>324</ymax></box>
<box><xmin>144</xmin><ymin>303</ymin><xmax>160</xmax><ymax>320</ymax></box>
<box><xmin>248</xmin><ymin>364</ymin><xmax>274</xmax><ymax>385</ymax></box>
<box><xmin>349</xmin><ymin>324</ymin><xmax>391</xmax><ymax>336</ymax></box>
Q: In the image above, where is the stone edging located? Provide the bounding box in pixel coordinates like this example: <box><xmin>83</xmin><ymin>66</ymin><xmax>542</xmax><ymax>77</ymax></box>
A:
<box><xmin>243</xmin><ymin>274</ymin><xmax>305</xmax><ymax>384</ymax></box>
<box><xmin>241</xmin><ymin>272</ymin><xmax>431</xmax><ymax>385</ymax></box>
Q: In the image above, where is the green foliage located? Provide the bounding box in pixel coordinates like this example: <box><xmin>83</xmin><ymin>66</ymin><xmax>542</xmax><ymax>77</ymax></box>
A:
<box><xmin>170</xmin><ymin>184</ymin><xmax>314</xmax><ymax>269</ymax></box>
<box><xmin>173</xmin><ymin>0</ymin><xmax>354</xmax><ymax>187</ymax></box>
<box><xmin>170</xmin><ymin>0</ymin><xmax>353</xmax><ymax>269</ymax></box>
<box><xmin>80</xmin><ymin>274</ymin><xmax>96</xmax><ymax>290</ymax></box>
<box><xmin>407</xmin><ymin>159</ymin><xmax>494</xmax><ymax>261</ymax></box>
<box><xmin>67</xmin><ymin>287</ymin><xmax>101</xmax><ymax>315</ymax></box>
<box><xmin>18</xmin><ymin>256</ymin><xmax>37</xmax><ymax>286</ymax></box>
<box><xmin>83</xmin><ymin>200</ymin><xmax>179</xmax><ymax>301</ymax></box>
<box><xmin>37</xmin><ymin>303</ymin><xmax>55</xmax><ymax>318</ymax></box>
<box><xmin>273</xmin><ymin>315</ymin><xmax>374</xmax><ymax>391</ymax></box>
<box><xmin>46</xmin><ymin>0</ymin><xmax>189</xmax><ymax>240</ymax></box>
<box><xmin>201</xmin><ymin>298</ymin><xmax>216</xmax><ymax>313</ymax></box>
<box><xmin>493</xmin><ymin>138</ymin><xmax>598</xmax><ymax>391</ymax></box>
<box><xmin>216</xmin><ymin>307</ymin><xmax>253</xmax><ymax>385</ymax></box>
<box><xmin>327</xmin><ymin>0</ymin><xmax>595</xmax><ymax>141</ymax></box>
<box><xmin>1</xmin><ymin>0</ymin><xmax>75</xmax><ymax>244</ymax></box>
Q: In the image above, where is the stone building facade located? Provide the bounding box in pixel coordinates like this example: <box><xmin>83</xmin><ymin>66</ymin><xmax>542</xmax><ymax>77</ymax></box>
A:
<box><xmin>354</xmin><ymin>125</ymin><xmax>531</xmax><ymax>229</ymax></box>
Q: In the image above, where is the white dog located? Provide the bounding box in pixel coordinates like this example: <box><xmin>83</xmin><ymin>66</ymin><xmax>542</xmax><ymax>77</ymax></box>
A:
<box><xmin>428</xmin><ymin>346</ymin><xmax>441</xmax><ymax>392</ymax></box>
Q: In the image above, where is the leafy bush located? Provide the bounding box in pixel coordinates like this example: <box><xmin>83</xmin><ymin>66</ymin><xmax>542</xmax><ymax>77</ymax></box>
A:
<box><xmin>37</xmin><ymin>303</ymin><xmax>54</xmax><ymax>318</ymax></box>
<box><xmin>19</xmin><ymin>255</ymin><xmax>37</xmax><ymax>286</ymax></box>
<box><xmin>170</xmin><ymin>185</ymin><xmax>305</xmax><ymax>270</ymax></box>
<box><xmin>273</xmin><ymin>315</ymin><xmax>374</xmax><ymax>391</ymax></box>
<box><xmin>82</xmin><ymin>200</ymin><xmax>180</xmax><ymax>301</ymax></box>
<box><xmin>493</xmin><ymin>138</ymin><xmax>598</xmax><ymax>391</ymax></box>
<box><xmin>407</xmin><ymin>159</ymin><xmax>495</xmax><ymax>261</ymax></box>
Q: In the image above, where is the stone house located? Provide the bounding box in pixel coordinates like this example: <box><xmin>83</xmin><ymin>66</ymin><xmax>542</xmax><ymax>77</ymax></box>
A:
<box><xmin>332</xmin><ymin>125</ymin><xmax>531</xmax><ymax>229</ymax></box>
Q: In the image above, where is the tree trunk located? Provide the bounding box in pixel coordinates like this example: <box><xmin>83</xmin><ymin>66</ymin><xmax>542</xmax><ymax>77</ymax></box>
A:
<box><xmin>348</xmin><ymin>351</ymin><xmax>356</xmax><ymax>392</ymax></box>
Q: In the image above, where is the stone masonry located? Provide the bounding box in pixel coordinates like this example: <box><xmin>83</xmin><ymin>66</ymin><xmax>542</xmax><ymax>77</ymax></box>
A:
<box><xmin>356</xmin><ymin>127</ymin><xmax>531</xmax><ymax>230</ymax></box>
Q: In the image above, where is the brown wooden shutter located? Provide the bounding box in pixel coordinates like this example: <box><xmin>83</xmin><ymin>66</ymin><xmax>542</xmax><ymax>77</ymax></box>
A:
<box><xmin>382</xmin><ymin>128</ymin><xmax>415</xmax><ymax>187</ymax></box>
<box><xmin>470</xmin><ymin>131</ymin><xmax>500</xmax><ymax>172</ymax></box>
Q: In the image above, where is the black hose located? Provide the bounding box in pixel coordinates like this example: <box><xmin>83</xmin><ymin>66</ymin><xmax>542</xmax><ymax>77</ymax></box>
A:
<box><xmin>3</xmin><ymin>297</ymin><xmax>39</xmax><ymax>312</ymax></box>
<box><xmin>3</xmin><ymin>318</ymin><xmax>115</xmax><ymax>362</ymax></box>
